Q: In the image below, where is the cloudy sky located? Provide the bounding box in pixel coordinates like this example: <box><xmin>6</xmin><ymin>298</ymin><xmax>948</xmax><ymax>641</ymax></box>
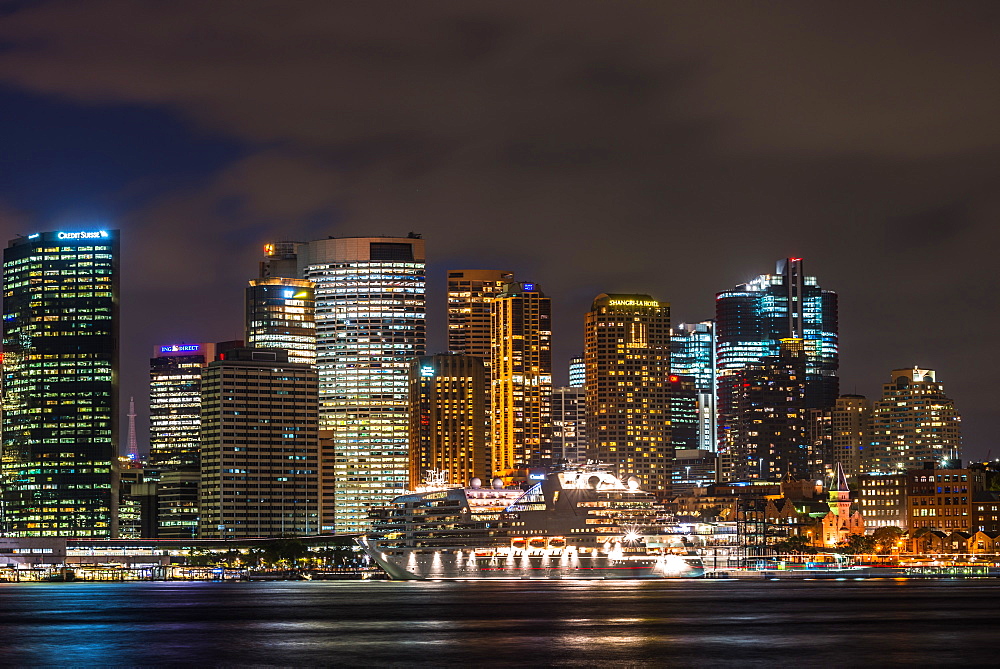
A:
<box><xmin>1</xmin><ymin>1</ymin><xmax>998</xmax><ymax>455</ymax></box>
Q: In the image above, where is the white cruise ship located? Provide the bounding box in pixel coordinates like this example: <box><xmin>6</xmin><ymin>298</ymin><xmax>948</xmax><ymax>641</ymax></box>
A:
<box><xmin>359</xmin><ymin>465</ymin><xmax>704</xmax><ymax>580</ymax></box>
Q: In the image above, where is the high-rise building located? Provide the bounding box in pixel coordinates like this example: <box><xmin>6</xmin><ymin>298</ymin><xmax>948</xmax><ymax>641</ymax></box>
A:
<box><xmin>568</xmin><ymin>354</ymin><xmax>585</xmax><ymax>388</ymax></box>
<box><xmin>668</xmin><ymin>374</ymin><xmax>699</xmax><ymax>450</ymax></box>
<box><xmin>2</xmin><ymin>229</ymin><xmax>119</xmax><ymax>537</ymax></box>
<box><xmin>809</xmin><ymin>394</ymin><xmax>872</xmax><ymax>481</ymax></box>
<box><xmin>446</xmin><ymin>269</ymin><xmax>513</xmax><ymax>479</ymax></box>
<box><xmin>584</xmin><ymin>294</ymin><xmax>672</xmax><ymax>497</ymax></box>
<box><xmin>446</xmin><ymin>270</ymin><xmax>513</xmax><ymax>366</ymax></box>
<box><xmin>491</xmin><ymin>281</ymin><xmax>553</xmax><ymax>472</ymax></box>
<box><xmin>716</xmin><ymin>258</ymin><xmax>838</xmax><ymax>416</ymax></box>
<box><xmin>718</xmin><ymin>338</ymin><xmax>808</xmax><ymax>482</ymax></box>
<box><xmin>671</xmin><ymin>321</ymin><xmax>717</xmax><ymax>452</ymax></box>
<box><xmin>551</xmin><ymin>386</ymin><xmax>587</xmax><ymax>464</ymax></box>
<box><xmin>246</xmin><ymin>277</ymin><xmax>316</xmax><ymax>365</ymax></box>
<box><xmin>149</xmin><ymin>342</ymin><xmax>227</xmax><ymax>468</ymax></box>
<box><xmin>199</xmin><ymin>348</ymin><xmax>319</xmax><ymax>539</ymax></box>
<box><xmin>807</xmin><ymin>408</ymin><xmax>833</xmax><ymax>481</ymax></box>
<box><xmin>148</xmin><ymin>340</ymin><xmax>241</xmax><ymax>539</ymax></box>
<box><xmin>408</xmin><ymin>354</ymin><xmax>488</xmax><ymax>488</ymax></box>
<box><xmin>154</xmin><ymin>468</ymin><xmax>200</xmax><ymax>539</ymax></box>
<box><xmin>865</xmin><ymin>368</ymin><xmax>962</xmax><ymax>474</ymax></box>
<box><xmin>261</xmin><ymin>236</ymin><xmax>426</xmax><ymax>533</ymax></box>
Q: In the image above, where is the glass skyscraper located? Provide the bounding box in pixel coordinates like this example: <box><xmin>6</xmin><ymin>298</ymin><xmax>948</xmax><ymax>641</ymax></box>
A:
<box><xmin>719</xmin><ymin>338</ymin><xmax>809</xmax><ymax>481</ymax></box>
<box><xmin>716</xmin><ymin>258</ymin><xmax>838</xmax><ymax>413</ymax></box>
<box><xmin>2</xmin><ymin>229</ymin><xmax>119</xmax><ymax>537</ymax></box>
<box><xmin>262</xmin><ymin>236</ymin><xmax>426</xmax><ymax>533</ymax></box>
<box><xmin>246</xmin><ymin>277</ymin><xmax>316</xmax><ymax>365</ymax></box>
<box><xmin>150</xmin><ymin>342</ymin><xmax>218</xmax><ymax>469</ymax></box>
<box><xmin>568</xmin><ymin>354</ymin><xmax>585</xmax><ymax>388</ymax></box>
<box><xmin>671</xmin><ymin>321</ymin><xmax>717</xmax><ymax>452</ymax></box>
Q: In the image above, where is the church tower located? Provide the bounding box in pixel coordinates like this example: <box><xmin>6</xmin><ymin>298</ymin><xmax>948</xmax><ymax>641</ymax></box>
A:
<box><xmin>828</xmin><ymin>462</ymin><xmax>852</xmax><ymax>518</ymax></box>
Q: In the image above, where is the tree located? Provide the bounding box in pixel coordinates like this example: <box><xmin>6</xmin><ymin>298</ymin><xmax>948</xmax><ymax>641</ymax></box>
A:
<box><xmin>697</xmin><ymin>505</ymin><xmax>723</xmax><ymax>522</ymax></box>
<box><xmin>773</xmin><ymin>534</ymin><xmax>816</xmax><ymax>555</ymax></box>
<box><xmin>259</xmin><ymin>538</ymin><xmax>309</xmax><ymax>568</ymax></box>
<box><xmin>835</xmin><ymin>533</ymin><xmax>876</xmax><ymax>555</ymax></box>
<box><xmin>185</xmin><ymin>546</ymin><xmax>214</xmax><ymax>567</ymax></box>
<box><xmin>872</xmin><ymin>526</ymin><xmax>905</xmax><ymax>554</ymax></box>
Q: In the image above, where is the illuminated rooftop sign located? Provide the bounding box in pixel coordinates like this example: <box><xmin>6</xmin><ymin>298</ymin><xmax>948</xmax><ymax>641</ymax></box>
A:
<box><xmin>57</xmin><ymin>231</ymin><xmax>110</xmax><ymax>240</ymax></box>
<box><xmin>522</xmin><ymin>283</ymin><xmax>536</xmax><ymax>292</ymax></box>
<box><xmin>160</xmin><ymin>344</ymin><xmax>201</xmax><ymax>353</ymax></box>
<box><xmin>420</xmin><ymin>365</ymin><xmax>436</xmax><ymax>377</ymax></box>
<box><xmin>608</xmin><ymin>299</ymin><xmax>659</xmax><ymax>307</ymax></box>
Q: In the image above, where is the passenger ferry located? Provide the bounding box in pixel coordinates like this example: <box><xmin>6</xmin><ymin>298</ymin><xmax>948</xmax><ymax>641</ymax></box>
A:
<box><xmin>359</xmin><ymin>465</ymin><xmax>704</xmax><ymax>580</ymax></box>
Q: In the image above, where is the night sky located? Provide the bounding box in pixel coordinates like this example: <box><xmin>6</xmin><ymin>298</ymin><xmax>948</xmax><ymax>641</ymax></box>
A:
<box><xmin>1</xmin><ymin>2</ymin><xmax>998</xmax><ymax>457</ymax></box>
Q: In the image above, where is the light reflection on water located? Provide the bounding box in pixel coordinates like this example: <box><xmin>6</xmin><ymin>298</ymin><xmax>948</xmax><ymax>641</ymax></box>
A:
<box><xmin>0</xmin><ymin>580</ymin><xmax>997</xmax><ymax>667</ymax></box>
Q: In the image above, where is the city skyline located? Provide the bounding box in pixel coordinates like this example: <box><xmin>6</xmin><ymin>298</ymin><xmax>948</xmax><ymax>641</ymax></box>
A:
<box><xmin>2</xmin><ymin>228</ymin><xmax>991</xmax><ymax>462</ymax></box>
<box><xmin>1</xmin><ymin>5</ymin><xmax>999</xmax><ymax>666</ymax></box>
<box><xmin>0</xmin><ymin>2</ymin><xmax>996</xmax><ymax>459</ymax></box>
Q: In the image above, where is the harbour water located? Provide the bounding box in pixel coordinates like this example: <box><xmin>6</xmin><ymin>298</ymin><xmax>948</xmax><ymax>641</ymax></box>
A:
<box><xmin>1</xmin><ymin>579</ymin><xmax>997</xmax><ymax>667</ymax></box>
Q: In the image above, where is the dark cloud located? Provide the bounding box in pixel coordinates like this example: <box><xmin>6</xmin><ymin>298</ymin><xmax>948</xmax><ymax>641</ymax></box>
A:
<box><xmin>0</xmin><ymin>1</ymin><xmax>998</xmax><ymax>453</ymax></box>
<box><xmin>884</xmin><ymin>202</ymin><xmax>972</xmax><ymax>250</ymax></box>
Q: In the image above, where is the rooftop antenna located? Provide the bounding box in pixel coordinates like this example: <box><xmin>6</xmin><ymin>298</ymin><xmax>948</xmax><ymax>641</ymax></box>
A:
<box><xmin>126</xmin><ymin>396</ymin><xmax>139</xmax><ymax>461</ymax></box>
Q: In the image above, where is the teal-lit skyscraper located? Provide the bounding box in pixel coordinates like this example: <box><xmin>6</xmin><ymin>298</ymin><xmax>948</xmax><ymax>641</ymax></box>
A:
<box><xmin>568</xmin><ymin>354</ymin><xmax>585</xmax><ymax>388</ymax></box>
<box><xmin>671</xmin><ymin>321</ymin><xmax>717</xmax><ymax>452</ymax></box>
<box><xmin>2</xmin><ymin>229</ymin><xmax>119</xmax><ymax>537</ymax></box>
<box><xmin>715</xmin><ymin>258</ymin><xmax>838</xmax><ymax>410</ymax></box>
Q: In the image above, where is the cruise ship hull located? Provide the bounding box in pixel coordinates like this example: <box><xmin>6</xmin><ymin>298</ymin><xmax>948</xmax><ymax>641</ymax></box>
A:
<box><xmin>360</xmin><ymin>542</ymin><xmax>704</xmax><ymax>580</ymax></box>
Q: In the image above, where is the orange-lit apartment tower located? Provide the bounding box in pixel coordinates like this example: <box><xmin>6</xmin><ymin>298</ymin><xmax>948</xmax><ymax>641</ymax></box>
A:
<box><xmin>408</xmin><ymin>354</ymin><xmax>489</xmax><ymax>488</ymax></box>
<box><xmin>447</xmin><ymin>269</ymin><xmax>513</xmax><ymax>371</ymax></box>
<box><xmin>585</xmin><ymin>294</ymin><xmax>672</xmax><ymax>497</ymax></box>
<box><xmin>490</xmin><ymin>282</ymin><xmax>552</xmax><ymax>472</ymax></box>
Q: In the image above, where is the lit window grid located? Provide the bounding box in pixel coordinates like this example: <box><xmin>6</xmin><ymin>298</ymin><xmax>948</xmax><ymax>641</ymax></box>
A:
<box><xmin>1</xmin><ymin>233</ymin><xmax>118</xmax><ymax>537</ymax></box>
<box><xmin>305</xmin><ymin>259</ymin><xmax>425</xmax><ymax>533</ymax></box>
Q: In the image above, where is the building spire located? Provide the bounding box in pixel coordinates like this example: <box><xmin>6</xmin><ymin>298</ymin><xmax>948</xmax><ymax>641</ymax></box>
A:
<box><xmin>833</xmin><ymin>461</ymin><xmax>850</xmax><ymax>493</ymax></box>
<box><xmin>126</xmin><ymin>396</ymin><xmax>139</xmax><ymax>461</ymax></box>
<box><xmin>828</xmin><ymin>461</ymin><xmax>852</xmax><ymax>519</ymax></box>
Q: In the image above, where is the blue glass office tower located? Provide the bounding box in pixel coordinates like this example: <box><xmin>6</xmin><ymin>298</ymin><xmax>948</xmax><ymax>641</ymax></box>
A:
<box><xmin>716</xmin><ymin>258</ymin><xmax>838</xmax><ymax>411</ymax></box>
<box><xmin>2</xmin><ymin>230</ymin><xmax>119</xmax><ymax>537</ymax></box>
<box><xmin>568</xmin><ymin>354</ymin><xmax>585</xmax><ymax>388</ymax></box>
<box><xmin>671</xmin><ymin>321</ymin><xmax>717</xmax><ymax>452</ymax></box>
